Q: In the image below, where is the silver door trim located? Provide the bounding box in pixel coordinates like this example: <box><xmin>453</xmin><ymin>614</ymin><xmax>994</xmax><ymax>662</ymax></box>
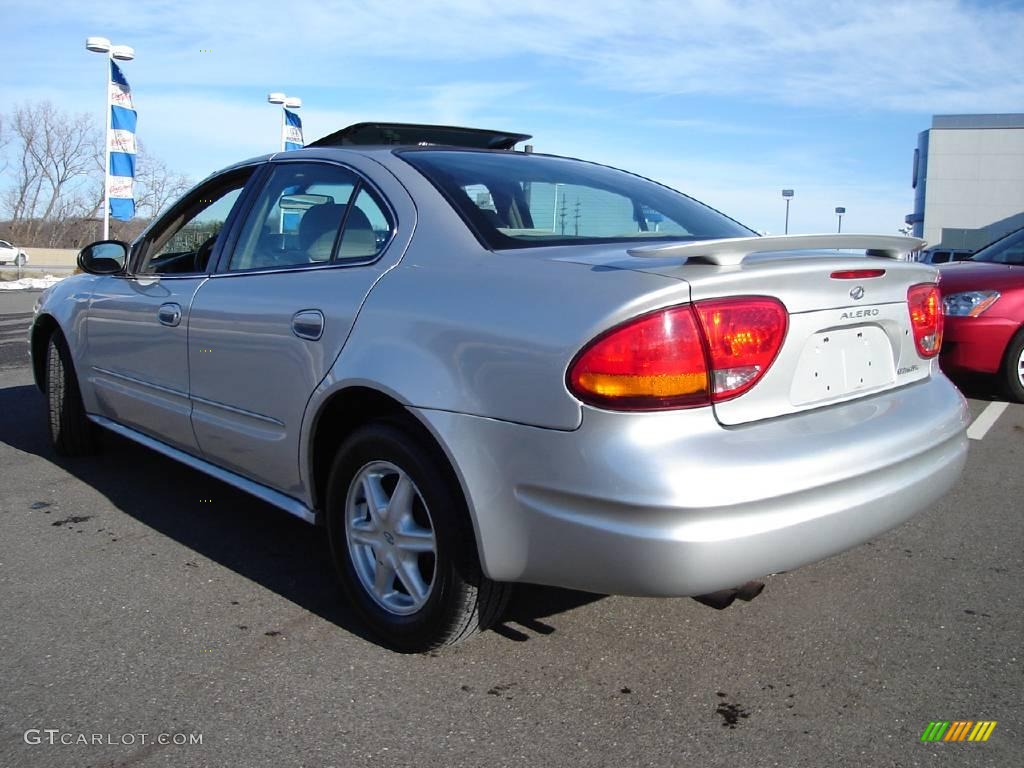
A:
<box><xmin>189</xmin><ymin>394</ymin><xmax>286</xmax><ymax>427</ymax></box>
<box><xmin>91</xmin><ymin>366</ymin><xmax>188</xmax><ymax>398</ymax></box>
<box><xmin>88</xmin><ymin>415</ymin><xmax>316</xmax><ymax>524</ymax></box>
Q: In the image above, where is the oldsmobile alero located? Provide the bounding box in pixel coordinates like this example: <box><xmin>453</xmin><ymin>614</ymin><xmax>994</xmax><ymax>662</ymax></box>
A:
<box><xmin>30</xmin><ymin>123</ymin><xmax>969</xmax><ymax>651</ymax></box>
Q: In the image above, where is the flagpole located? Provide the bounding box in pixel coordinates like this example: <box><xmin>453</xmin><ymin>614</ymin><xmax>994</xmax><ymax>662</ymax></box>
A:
<box><xmin>103</xmin><ymin>53</ymin><xmax>112</xmax><ymax>240</ymax></box>
<box><xmin>88</xmin><ymin>37</ymin><xmax>133</xmax><ymax>240</ymax></box>
<box><xmin>281</xmin><ymin>107</ymin><xmax>287</xmax><ymax>152</ymax></box>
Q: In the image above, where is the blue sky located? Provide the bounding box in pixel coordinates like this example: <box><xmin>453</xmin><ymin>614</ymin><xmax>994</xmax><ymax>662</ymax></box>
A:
<box><xmin>3</xmin><ymin>0</ymin><xmax>1024</xmax><ymax>235</ymax></box>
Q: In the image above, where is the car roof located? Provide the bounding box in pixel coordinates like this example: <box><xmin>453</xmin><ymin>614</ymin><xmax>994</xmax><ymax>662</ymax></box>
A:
<box><xmin>212</xmin><ymin>122</ymin><xmax>534</xmax><ymax>177</ymax></box>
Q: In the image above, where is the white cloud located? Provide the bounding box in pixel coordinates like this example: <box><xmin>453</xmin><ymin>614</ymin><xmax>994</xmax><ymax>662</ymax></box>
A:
<box><xmin>4</xmin><ymin>0</ymin><xmax>1020</xmax><ymax>233</ymax></box>
<box><xmin>9</xmin><ymin>0</ymin><xmax>1023</xmax><ymax>111</ymax></box>
<box><xmin>9</xmin><ymin>0</ymin><xmax>1024</xmax><ymax>111</ymax></box>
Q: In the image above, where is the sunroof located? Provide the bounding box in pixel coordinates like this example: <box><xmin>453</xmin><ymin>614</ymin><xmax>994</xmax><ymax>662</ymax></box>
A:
<box><xmin>308</xmin><ymin>122</ymin><xmax>531</xmax><ymax>150</ymax></box>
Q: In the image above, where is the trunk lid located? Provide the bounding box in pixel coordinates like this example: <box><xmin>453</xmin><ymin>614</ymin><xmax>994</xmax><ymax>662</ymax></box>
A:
<box><xmin>670</xmin><ymin>253</ymin><xmax>938</xmax><ymax>425</ymax></box>
<box><xmin>552</xmin><ymin>236</ymin><xmax>938</xmax><ymax>425</ymax></box>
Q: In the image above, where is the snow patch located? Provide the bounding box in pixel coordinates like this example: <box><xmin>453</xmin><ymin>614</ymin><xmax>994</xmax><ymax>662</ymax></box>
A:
<box><xmin>0</xmin><ymin>274</ymin><xmax>69</xmax><ymax>291</ymax></box>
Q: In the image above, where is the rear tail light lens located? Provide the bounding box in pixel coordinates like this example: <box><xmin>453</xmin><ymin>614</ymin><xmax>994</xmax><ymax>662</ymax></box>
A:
<box><xmin>568</xmin><ymin>297</ymin><xmax>788</xmax><ymax>410</ymax></box>
<box><xmin>694</xmin><ymin>298</ymin><xmax>789</xmax><ymax>400</ymax></box>
<box><xmin>568</xmin><ymin>305</ymin><xmax>709</xmax><ymax>410</ymax></box>
<box><xmin>907</xmin><ymin>283</ymin><xmax>942</xmax><ymax>357</ymax></box>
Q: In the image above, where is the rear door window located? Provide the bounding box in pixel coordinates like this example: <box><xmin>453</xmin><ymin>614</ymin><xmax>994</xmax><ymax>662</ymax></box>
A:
<box><xmin>226</xmin><ymin>162</ymin><xmax>393</xmax><ymax>272</ymax></box>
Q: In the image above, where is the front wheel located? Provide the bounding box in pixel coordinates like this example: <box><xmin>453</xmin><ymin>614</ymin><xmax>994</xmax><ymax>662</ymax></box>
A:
<box><xmin>326</xmin><ymin>421</ymin><xmax>509</xmax><ymax>652</ymax></box>
<box><xmin>1001</xmin><ymin>329</ymin><xmax>1024</xmax><ymax>403</ymax></box>
<box><xmin>45</xmin><ymin>332</ymin><xmax>97</xmax><ymax>456</ymax></box>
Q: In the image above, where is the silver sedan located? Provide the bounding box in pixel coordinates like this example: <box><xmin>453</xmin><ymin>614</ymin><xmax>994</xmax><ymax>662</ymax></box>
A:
<box><xmin>30</xmin><ymin>123</ymin><xmax>969</xmax><ymax>651</ymax></box>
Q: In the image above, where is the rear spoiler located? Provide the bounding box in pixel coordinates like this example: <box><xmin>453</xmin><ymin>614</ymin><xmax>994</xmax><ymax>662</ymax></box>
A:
<box><xmin>627</xmin><ymin>234</ymin><xmax>926</xmax><ymax>267</ymax></box>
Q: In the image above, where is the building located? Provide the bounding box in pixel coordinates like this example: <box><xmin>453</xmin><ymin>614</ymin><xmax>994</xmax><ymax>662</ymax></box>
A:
<box><xmin>907</xmin><ymin>114</ymin><xmax>1024</xmax><ymax>251</ymax></box>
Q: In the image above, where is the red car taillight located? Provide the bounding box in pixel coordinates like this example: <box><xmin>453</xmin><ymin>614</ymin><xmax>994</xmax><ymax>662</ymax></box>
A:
<box><xmin>694</xmin><ymin>298</ymin><xmax>789</xmax><ymax>401</ymax></box>
<box><xmin>907</xmin><ymin>283</ymin><xmax>942</xmax><ymax>358</ymax></box>
<box><xmin>567</xmin><ymin>297</ymin><xmax>788</xmax><ymax>411</ymax></box>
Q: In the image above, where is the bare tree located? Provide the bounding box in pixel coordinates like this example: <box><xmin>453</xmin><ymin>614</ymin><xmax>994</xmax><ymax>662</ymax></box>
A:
<box><xmin>0</xmin><ymin>115</ymin><xmax>9</xmax><ymax>176</ymax></box>
<box><xmin>1</xmin><ymin>101</ymin><xmax>193</xmax><ymax>248</ymax></box>
<box><xmin>134</xmin><ymin>141</ymin><xmax>192</xmax><ymax>219</ymax></box>
<box><xmin>3</xmin><ymin>101</ymin><xmax>100</xmax><ymax>246</ymax></box>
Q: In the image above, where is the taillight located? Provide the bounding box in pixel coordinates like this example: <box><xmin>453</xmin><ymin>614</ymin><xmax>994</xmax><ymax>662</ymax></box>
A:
<box><xmin>568</xmin><ymin>305</ymin><xmax>709</xmax><ymax>410</ymax></box>
<box><xmin>694</xmin><ymin>298</ymin><xmax>789</xmax><ymax>401</ymax></box>
<box><xmin>907</xmin><ymin>283</ymin><xmax>942</xmax><ymax>358</ymax></box>
<box><xmin>567</xmin><ymin>297</ymin><xmax>788</xmax><ymax>411</ymax></box>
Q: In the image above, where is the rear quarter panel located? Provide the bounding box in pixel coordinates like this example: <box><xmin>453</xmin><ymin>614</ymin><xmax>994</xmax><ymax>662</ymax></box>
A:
<box><xmin>319</xmin><ymin>245</ymin><xmax>689</xmax><ymax>431</ymax></box>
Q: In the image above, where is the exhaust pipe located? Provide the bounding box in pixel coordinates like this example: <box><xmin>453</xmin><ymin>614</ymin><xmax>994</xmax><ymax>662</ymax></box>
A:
<box><xmin>692</xmin><ymin>580</ymin><xmax>765</xmax><ymax>610</ymax></box>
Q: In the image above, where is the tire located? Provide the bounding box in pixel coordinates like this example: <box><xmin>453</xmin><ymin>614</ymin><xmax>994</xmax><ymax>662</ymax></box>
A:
<box><xmin>15</xmin><ymin>253</ymin><xmax>26</xmax><ymax>266</ymax></box>
<box><xmin>1001</xmin><ymin>329</ymin><xmax>1024</xmax><ymax>403</ymax></box>
<box><xmin>326</xmin><ymin>421</ymin><xmax>510</xmax><ymax>652</ymax></box>
<box><xmin>45</xmin><ymin>331</ymin><xmax>98</xmax><ymax>456</ymax></box>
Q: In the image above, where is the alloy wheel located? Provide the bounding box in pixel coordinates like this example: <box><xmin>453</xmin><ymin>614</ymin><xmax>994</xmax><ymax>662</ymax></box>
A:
<box><xmin>345</xmin><ymin>461</ymin><xmax>437</xmax><ymax>616</ymax></box>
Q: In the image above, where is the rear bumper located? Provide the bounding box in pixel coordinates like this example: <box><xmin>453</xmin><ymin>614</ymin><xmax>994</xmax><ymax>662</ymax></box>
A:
<box><xmin>940</xmin><ymin>315</ymin><xmax>1018</xmax><ymax>375</ymax></box>
<box><xmin>416</xmin><ymin>372</ymin><xmax>969</xmax><ymax>597</ymax></box>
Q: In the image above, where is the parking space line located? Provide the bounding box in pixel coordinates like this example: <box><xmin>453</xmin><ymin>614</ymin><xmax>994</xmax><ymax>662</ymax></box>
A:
<box><xmin>966</xmin><ymin>401</ymin><xmax>1009</xmax><ymax>441</ymax></box>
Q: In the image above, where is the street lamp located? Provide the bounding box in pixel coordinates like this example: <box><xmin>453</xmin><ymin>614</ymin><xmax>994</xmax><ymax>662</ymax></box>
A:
<box><xmin>267</xmin><ymin>92</ymin><xmax>302</xmax><ymax>151</ymax></box>
<box><xmin>86</xmin><ymin>36</ymin><xmax>135</xmax><ymax>240</ymax></box>
<box><xmin>781</xmin><ymin>189</ymin><xmax>794</xmax><ymax>234</ymax></box>
<box><xmin>835</xmin><ymin>206</ymin><xmax>846</xmax><ymax>234</ymax></box>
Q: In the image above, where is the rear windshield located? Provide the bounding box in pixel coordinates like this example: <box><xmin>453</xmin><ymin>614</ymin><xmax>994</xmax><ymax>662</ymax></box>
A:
<box><xmin>400</xmin><ymin>149</ymin><xmax>754</xmax><ymax>249</ymax></box>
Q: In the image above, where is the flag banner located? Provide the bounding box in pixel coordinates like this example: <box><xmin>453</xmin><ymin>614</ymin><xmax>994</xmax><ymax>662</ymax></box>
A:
<box><xmin>109</xmin><ymin>61</ymin><xmax>137</xmax><ymax>221</ymax></box>
<box><xmin>109</xmin><ymin>129</ymin><xmax>137</xmax><ymax>155</ymax></box>
<box><xmin>283</xmin><ymin>108</ymin><xmax>303</xmax><ymax>151</ymax></box>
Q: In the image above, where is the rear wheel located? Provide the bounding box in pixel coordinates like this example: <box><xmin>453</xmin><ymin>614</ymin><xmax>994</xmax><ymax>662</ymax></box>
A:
<box><xmin>15</xmin><ymin>253</ymin><xmax>26</xmax><ymax>266</ymax></box>
<box><xmin>326</xmin><ymin>421</ymin><xmax>509</xmax><ymax>652</ymax></box>
<box><xmin>45</xmin><ymin>331</ymin><xmax>97</xmax><ymax>456</ymax></box>
<box><xmin>1001</xmin><ymin>329</ymin><xmax>1024</xmax><ymax>403</ymax></box>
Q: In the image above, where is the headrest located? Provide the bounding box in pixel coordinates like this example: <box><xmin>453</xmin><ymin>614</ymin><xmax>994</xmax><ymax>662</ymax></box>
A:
<box><xmin>299</xmin><ymin>203</ymin><xmax>346</xmax><ymax>250</ymax></box>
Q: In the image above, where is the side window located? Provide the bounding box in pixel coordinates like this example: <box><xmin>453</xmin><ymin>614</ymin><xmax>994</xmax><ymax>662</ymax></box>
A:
<box><xmin>337</xmin><ymin>187</ymin><xmax>392</xmax><ymax>260</ymax></box>
<box><xmin>137</xmin><ymin>172</ymin><xmax>252</xmax><ymax>275</ymax></box>
<box><xmin>226</xmin><ymin>162</ymin><xmax>390</xmax><ymax>272</ymax></box>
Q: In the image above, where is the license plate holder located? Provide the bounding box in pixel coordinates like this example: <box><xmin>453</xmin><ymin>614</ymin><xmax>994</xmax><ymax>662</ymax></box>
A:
<box><xmin>790</xmin><ymin>325</ymin><xmax>895</xmax><ymax>406</ymax></box>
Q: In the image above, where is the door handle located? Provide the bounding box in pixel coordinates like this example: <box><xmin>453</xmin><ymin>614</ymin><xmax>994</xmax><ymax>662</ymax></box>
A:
<box><xmin>158</xmin><ymin>303</ymin><xmax>182</xmax><ymax>327</ymax></box>
<box><xmin>292</xmin><ymin>310</ymin><xmax>324</xmax><ymax>341</ymax></box>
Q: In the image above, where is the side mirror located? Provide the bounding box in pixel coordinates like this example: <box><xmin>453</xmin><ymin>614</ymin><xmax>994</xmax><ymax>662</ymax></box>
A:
<box><xmin>77</xmin><ymin>240</ymin><xmax>129</xmax><ymax>275</ymax></box>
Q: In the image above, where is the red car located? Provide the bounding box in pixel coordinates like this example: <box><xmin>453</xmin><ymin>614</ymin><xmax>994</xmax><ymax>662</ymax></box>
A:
<box><xmin>939</xmin><ymin>227</ymin><xmax>1024</xmax><ymax>401</ymax></box>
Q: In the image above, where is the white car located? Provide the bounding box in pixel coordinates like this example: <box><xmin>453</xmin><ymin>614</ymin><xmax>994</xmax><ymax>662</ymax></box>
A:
<box><xmin>0</xmin><ymin>240</ymin><xmax>29</xmax><ymax>266</ymax></box>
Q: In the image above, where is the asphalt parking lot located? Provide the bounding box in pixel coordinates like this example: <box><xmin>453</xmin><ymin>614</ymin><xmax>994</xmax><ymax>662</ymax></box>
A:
<box><xmin>1</xmin><ymin>290</ymin><xmax>1021</xmax><ymax>768</ymax></box>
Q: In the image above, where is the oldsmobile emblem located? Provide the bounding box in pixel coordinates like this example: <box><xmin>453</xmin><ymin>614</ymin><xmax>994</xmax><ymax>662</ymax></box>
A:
<box><xmin>850</xmin><ymin>286</ymin><xmax>865</xmax><ymax>300</ymax></box>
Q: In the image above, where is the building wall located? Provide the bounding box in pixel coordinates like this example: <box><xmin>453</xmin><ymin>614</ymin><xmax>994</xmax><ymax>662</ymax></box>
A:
<box><xmin>916</xmin><ymin>117</ymin><xmax>1024</xmax><ymax>248</ymax></box>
